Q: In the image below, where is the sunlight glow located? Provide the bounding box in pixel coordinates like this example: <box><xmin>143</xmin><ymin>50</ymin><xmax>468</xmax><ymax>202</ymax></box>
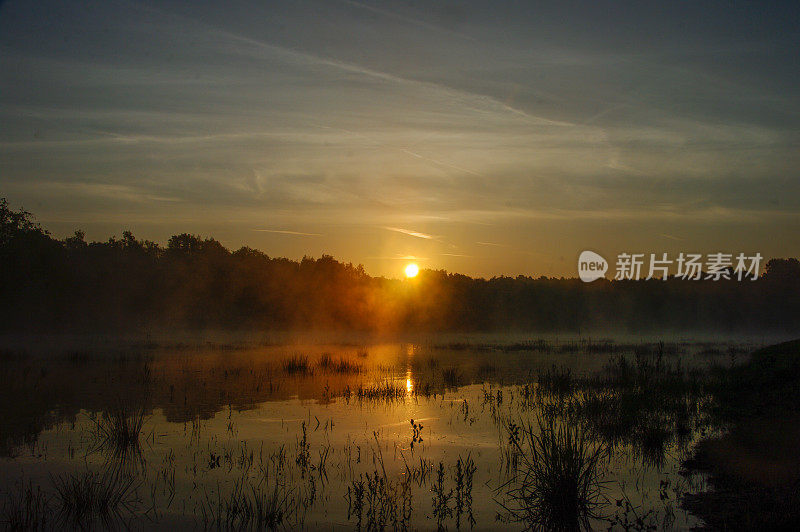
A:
<box><xmin>404</xmin><ymin>263</ymin><xmax>419</xmax><ymax>278</ymax></box>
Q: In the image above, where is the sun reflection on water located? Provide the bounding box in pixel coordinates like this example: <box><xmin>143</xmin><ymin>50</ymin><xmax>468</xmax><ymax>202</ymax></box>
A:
<box><xmin>405</xmin><ymin>343</ymin><xmax>415</xmax><ymax>395</ymax></box>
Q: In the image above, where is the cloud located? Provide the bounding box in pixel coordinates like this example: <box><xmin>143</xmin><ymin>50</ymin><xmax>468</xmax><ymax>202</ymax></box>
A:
<box><xmin>340</xmin><ymin>0</ymin><xmax>476</xmax><ymax>42</ymax></box>
<box><xmin>384</xmin><ymin>227</ymin><xmax>436</xmax><ymax>240</ymax></box>
<box><xmin>366</xmin><ymin>255</ymin><xmax>429</xmax><ymax>261</ymax></box>
<box><xmin>253</xmin><ymin>229</ymin><xmax>322</xmax><ymax>236</ymax></box>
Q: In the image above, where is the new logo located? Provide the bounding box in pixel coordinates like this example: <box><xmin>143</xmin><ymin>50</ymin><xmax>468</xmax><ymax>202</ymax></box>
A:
<box><xmin>578</xmin><ymin>250</ymin><xmax>608</xmax><ymax>282</ymax></box>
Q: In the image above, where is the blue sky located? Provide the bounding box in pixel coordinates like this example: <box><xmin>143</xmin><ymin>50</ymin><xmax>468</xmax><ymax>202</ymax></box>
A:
<box><xmin>1</xmin><ymin>0</ymin><xmax>798</xmax><ymax>277</ymax></box>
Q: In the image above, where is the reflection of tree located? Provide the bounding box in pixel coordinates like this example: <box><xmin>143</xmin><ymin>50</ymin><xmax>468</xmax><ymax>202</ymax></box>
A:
<box><xmin>0</xmin><ymin>354</ymin><xmax>152</xmax><ymax>458</ymax></box>
<box><xmin>0</xmin><ymin>350</ymin><xmax>372</xmax><ymax>454</ymax></box>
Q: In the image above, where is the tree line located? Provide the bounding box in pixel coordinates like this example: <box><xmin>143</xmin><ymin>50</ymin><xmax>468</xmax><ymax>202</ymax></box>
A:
<box><xmin>2</xmin><ymin>198</ymin><xmax>799</xmax><ymax>334</ymax></box>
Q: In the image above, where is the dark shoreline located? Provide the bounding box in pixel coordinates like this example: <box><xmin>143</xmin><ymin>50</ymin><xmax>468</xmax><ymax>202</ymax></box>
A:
<box><xmin>681</xmin><ymin>339</ymin><xmax>800</xmax><ymax>530</ymax></box>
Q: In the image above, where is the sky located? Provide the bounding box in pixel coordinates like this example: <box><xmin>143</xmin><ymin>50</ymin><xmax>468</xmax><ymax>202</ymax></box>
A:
<box><xmin>1</xmin><ymin>0</ymin><xmax>799</xmax><ymax>278</ymax></box>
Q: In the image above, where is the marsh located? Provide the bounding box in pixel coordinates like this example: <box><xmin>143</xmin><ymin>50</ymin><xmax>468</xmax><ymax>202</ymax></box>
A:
<box><xmin>0</xmin><ymin>335</ymin><xmax>786</xmax><ymax>530</ymax></box>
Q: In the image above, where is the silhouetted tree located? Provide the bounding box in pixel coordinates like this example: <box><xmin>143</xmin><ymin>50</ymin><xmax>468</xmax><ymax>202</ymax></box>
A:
<box><xmin>1</xmin><ymin>197</ymin><xmax>798</xmax><ymax>334</ymax></box>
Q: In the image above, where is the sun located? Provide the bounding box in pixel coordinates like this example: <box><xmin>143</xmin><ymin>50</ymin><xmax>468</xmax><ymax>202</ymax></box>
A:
<box><xmin>404</xmin><ymin>263</ymin><xmax>419</xmax><ymax>278</ymax></box>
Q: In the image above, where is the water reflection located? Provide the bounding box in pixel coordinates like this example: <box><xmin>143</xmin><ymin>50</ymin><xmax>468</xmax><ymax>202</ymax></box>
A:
<box><xmin>0</xmin><ymin>339</ymin><xmax>760</xmax><ymax>529</ymax></box>
<box><xmin>405</xmin><ymin>343</ymin><xmax>416</xmax><ymax>396</ymax></box>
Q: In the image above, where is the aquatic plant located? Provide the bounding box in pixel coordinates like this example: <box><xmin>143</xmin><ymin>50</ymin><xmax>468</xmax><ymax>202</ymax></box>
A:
<box><xmin>0</xmin><ymin>480</ymin><xmax>51</xmax><ymax>531</ymax></box>
<box><xmin>499</xmin><ymin>416</ymin><xmax>609</xmax><ymax>531</ymax></box>
<box><xmin>317</xmin><ymin>353</ymin><xmax>362</xmax><ymax>374</ymax></box>
<box><xmin>200</xmin><ymin>475</ymin><xmax>296</xmax><ymax>531</ymax></box>
<box><xmin>454</xmin><ymin>454</ymin><xmax>477</xmax><ymax>529</ymax></box>
<box><xmin>441</xmin><ymin>367</ymin><xmax>462</xmax><ymax>388</ymax></box>
<box><xmin>353</xmin><ymin>383</ymin><xmax>406</xmax><ymax>402</ymax></box>
<box><xmin>52</xmin><ymin>468</ymin><xmax>139</xmax><ymax>530</ymax></box>
<box><xmin>431</xmin><ymin>462</ymin><xmax>453</xmax><ymax>531</ymax></box>
<box><xmin>281</xmin><ymin>354</ymin><xmax>312</xmax><ymax>375</ymax></box>
<box><xmin>410</xmin><ymin>419</ymin><xmax>424</xmax><ymax>451</ymax></box>
<box><xmin>347</xmin><ymin>468</ymin><xmax>412</xmax><ymax>531</ymax></box>
<box><xmin>88</xmin><ymin>401</ymin><xmax>148</xmax><ymax>472</ymax></box>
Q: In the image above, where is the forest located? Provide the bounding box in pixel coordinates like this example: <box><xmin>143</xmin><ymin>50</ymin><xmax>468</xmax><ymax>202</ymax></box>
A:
<box><xmin>2</xmin><ymin>198</ymin><xmax>799</xmax><ymax>334</ymax></box>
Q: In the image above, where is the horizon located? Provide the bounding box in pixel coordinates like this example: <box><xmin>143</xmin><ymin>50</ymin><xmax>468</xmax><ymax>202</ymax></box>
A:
<box><xmin>2</xmin><ymin>0</ymin><xmax>799</xmax><ymax>278</ymax></box>
<box><xmin>5</xmin><ymin>196</ymin><xmax>797</xmax><ymax>282</ymax></box>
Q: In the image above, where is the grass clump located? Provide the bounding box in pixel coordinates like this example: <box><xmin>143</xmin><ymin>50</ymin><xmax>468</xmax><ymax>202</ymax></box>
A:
<box><xmin>91</xmin><ymin>406</ymin><xmax>146</xmax><ymax>451</ymax></box>
<box><xmin>52</xmin><ymin>469</ymin><xmax>139</xmax><ymax>529</ymax></box>
<box><xmin>89</xmin><ymin>402</ymin><xmax>147</xmax><ymax>470</ymax></box>
<box><xmin>441</xmin><ymin>367</ymin><xmax>462</xmax><ymax>388</ymax></box>
<box><xmin>1</xmin><ymin>480</ymin><xmax>51</xmax><ymax>530</ymax></box>
<box><xmin>538</xmin><ymin>366</ymin><xmax>573</xmax><ymax>396</ymax></box>
<box><xmin>200</xmin><ymin>476</ymin><xmax>296</xmax><ymax>531</ymax></box>
<box><xmin>354</xmin><ymin>383</ymin><xmax>406</xmax><ymax>402</ymax></box>
<box><xmin>347</xmin><ymin>470</ymin><xmax>412</xmax><ymax>531</ymax></box>
<box><xmin>317</xmin><ymin>353</ymin><xmax>361</xmax><ymax>374</ymax></box>
<box><xmin>281</xmin><ymin>354</ymin><xmax>312</xmax><ymax>375</ymax></box>
<box><xmin>499</xmin><ymin>416</ymin><xmax>608</xmax><ymax>531</ymax></box>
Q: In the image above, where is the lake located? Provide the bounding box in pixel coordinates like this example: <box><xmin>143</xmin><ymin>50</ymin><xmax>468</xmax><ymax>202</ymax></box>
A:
<box><xmin>0</xmin><ymin>336</ymin><xmax>768</xmax><ymax>530</ymax></box>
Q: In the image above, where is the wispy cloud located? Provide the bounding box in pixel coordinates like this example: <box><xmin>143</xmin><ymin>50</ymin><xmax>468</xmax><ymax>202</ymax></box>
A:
<box><xmin>136</xmin><ymin>2</ymin><xmax>575</xmax><ymax>129</ymax></box>
<box><xmin>340</xmin><ymin>0</ymin><xmax>476</xmax><ymax>42</ymax></box>
<box><xmin>384</xmin><ymin>227</ymin><xmax>435</xmax><ymax>240</ymax></box>
<box><xmin>253</xmin><ymin>229</ymin><xmax>322</xmax><ymax>236</ymax></box>
<box><xmin>366</xmin><ymin>255</ymin><xmax>429</xmax><ymax>261</ymax></box>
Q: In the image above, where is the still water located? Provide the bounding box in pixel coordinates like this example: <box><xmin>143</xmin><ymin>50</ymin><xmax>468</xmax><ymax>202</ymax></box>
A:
<box><xmin>0</xmin><ymin>338</ymin><xmax>756</xmax><ymax>530</ymax></box>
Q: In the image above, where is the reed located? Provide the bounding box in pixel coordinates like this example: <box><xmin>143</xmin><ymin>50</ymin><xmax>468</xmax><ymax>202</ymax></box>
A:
<box><xmin>52</xmin><ymin>469</ymin><xmax>139</xmax><ymax>530</ymax></box>
<box><xmin>281</xmin><ymin>354</ymin><xmax>312</xmax><ymax>375</ymax></box>
<box><xmin>499</xmin><ymin>416</ymin><xmax>608</xmax><ymax>531</ymax></box>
